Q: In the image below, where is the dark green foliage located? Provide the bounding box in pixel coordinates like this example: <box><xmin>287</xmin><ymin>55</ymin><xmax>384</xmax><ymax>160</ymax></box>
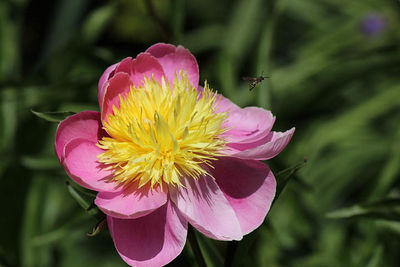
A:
<box><xmin>1</xmin><ymin>0</ymin><xmax>399</xmax><ymax>266</ymax></box>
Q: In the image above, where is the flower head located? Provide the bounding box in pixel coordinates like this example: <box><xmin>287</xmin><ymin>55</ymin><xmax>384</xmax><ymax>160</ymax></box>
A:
<box><xmin>98</xmin><ymin>73</ymin><xmax>227</xmax><ymax>189</ymax></box>
<box><xmin>55</xmin><ymin>43</ymin><xmax>294</xmax><ymax>267</ymax></box>
<box><xmin>361</xmin><ymin>13</ymin><xmax>387</xmax><ymax>37</ymax></box>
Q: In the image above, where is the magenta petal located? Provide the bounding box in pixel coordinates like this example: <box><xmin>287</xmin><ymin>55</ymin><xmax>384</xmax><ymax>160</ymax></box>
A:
<box><xmin>107</xmin><ymin>201</ymin><xmax>188</xmax><ymax>267</ymax></box>
<box><xmin>55</xmin><ymin>111</ymin><xmax>105</xmax><ymax>162</ymax></box>
<box><xmin>98</xmin><ymin>63</ymin><xmax>118</xmax><ymax>105</ymax></box>
<box><xmin>170</xmin><ymin>176</ymin><xmax>242</xmax><ymax>241</ymax></box>
<box><xmin>130</xmin><ymin>53</ymin><xmax>165</xmax><ymax>87</ymax></box>
<box><xmin>114</xmin><ymin>57</ymin><xmax>133</xmax><ymax>74</ymax></box>
<box><xmin>224</xmin><ymin>107</ymin><xmax>275</xmax><ymax>147</ymax></box>
<box><xmin>213</xmin><ymin>157</ymin><xmax>276</xmax><ymax>234</ymax></box>
<box><xmin>146</xmin><ymin>43</ymin><xmax>199</xmax><ymax>88</ymax></box>
<box><xmin>95</xmin><ymin>186</ymin><xmax>168</xmax><ymax>219</ymax></box>
<box><xmin>146</xmin><ymin>43</ymin><xmax>176</xmax><ymax>57</ymax></box>
<box><xmin>97</xmin><ymin>58</ymin><xmax>132</xmax><ymax>106</ymax></box>
<box><xmin>232</xmin><ymin>128</ymin><xmax>295</xmax><ymax>160</ymax></box>
<box><xmin>101</xmin><ymin>72</ymin><xmax>133</xmax><ymax>122</ymax></box>
<box><xmin>63</xmin><ymin>138</ymin><xmax>118</xmax><ymax>192</ymax></box>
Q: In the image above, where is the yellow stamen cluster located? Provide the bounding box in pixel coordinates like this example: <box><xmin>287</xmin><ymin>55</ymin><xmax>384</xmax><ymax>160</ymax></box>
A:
<box><xmin>97</xmin><ymin>72</ymin><xmax>227</xmax><ymax>189</ymax></box>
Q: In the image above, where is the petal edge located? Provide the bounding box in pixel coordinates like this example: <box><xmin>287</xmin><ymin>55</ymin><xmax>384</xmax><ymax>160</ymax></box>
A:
<box><xmin>108</xmin><ymin>201</ymin><xmax>188</xmax><ymax>267</ymax></box>
<box><xmin>214</xmin><ymin>157</ymin><xmax>276</xmax><ymax>234</ymax></box>
<box><xmin>95</xmin><ymin>185</ymin><xmax>168</xmax><ymax>219</ymax></box>
<box><xmin>170</xmin><ymin>176</ymin><xmax>243</xmax><ymax>241</ymax></box>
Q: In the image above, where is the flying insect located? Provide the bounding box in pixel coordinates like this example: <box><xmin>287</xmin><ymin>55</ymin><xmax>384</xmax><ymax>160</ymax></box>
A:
<box><xmin>242</xmin><ymin>72</ymin><xmax>269</xmax><ymax>91</ymax></box>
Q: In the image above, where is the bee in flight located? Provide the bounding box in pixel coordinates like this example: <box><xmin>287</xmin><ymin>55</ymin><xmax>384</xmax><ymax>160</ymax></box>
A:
<box><xmin>242</xmin><ymin>72</ymin><xmax>269</xmax><ymax>91</ymax></box>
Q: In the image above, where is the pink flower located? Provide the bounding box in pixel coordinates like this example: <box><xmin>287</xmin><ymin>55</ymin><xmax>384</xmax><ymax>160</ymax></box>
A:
<box><xmin>55</xmin><ymin>43</ymin><xmax>294</xmax><ymax>267</ymax></box>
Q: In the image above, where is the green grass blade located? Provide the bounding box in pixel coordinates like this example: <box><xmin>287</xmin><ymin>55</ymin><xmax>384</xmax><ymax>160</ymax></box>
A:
<box><xmin>31</xmin><ymin>110</ymin><xmax>76</xmax><ymax>123</ymax></box>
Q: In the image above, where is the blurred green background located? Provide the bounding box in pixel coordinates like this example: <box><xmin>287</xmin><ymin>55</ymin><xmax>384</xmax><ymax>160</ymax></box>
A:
<box><xmin>1</xmin><ymin>0</ymin><xmax>400</xmax><ymax>266</ymax></box>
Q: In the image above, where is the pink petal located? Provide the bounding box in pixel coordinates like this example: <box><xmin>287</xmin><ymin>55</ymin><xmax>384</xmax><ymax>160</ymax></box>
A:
<box><xmin>63</xmin><ymin>138</ymin><xmax>118</xmax><ymax>192</ymax></box>
<box><xmin>169</xmin><ymin>176</ymin><xmax>243</xmax><ymax>241</ymax></box>
<box><xmin>145</xmin><ymin>43</ymin><xmax>176</xmax><ymax>57</ymax></box>
<box><xmin>55</xmin><ymin>111</ymin><xmax>105</xmax><ymax>162</ymax></box>
<box><xmin>97</xmin><ymin>57</ymin><xmax>134</xmax><ymax>107</ymax></box>
<box><xmin>98</xmin><ymin>63</ymin><xmax>118</xmax><ymax>105</ymax></box>
<box><xmin>107</xmin><ymin>201</ymin><xmax>188</xmax><ymax>267</ymax></box>
<box><xmin>232</xmin><ymin>128</ymin><xmax>295</xmax><ymax>160</ymax></box>
<box><xmin>214</xmin><ymin>93</ymin><xmax>240</xmax><ymax>113</ymax></box>
<box><xmin>100</xmin><ymin>54</ymin><xmax>166</xmax><ymax>122</ymax></box>
<box><xmin>146</xmin><ymin>43</ymin><xmax>199</xmax><ymax>88</ymax></box>
<box><xmin>101</xmin><ymin>72</ymin><xmax>133</xmax><ymax>122</ymax></box>
<box><xmin>213</xmin><ymin>157</ymin><xmax>276</xmax><ymax>234</ymax></box>
<box><xmin>130</xmin><ymin>52</ymin><xmax>165</xmax><ymax>87</ymax></box>
<box><xmin>223</xmin><ymin>107</ymin><xmax>276</xmax><ymax>147</ymax></box>
<box><xmin>95</xmin><ymin>185</ymin><xmax>168</xmax><ymax>219</ymax></box>
<box><xmin>114</xmin><ymin>57</ymin><xmax>133</xmax><ymax>74</ymax></box>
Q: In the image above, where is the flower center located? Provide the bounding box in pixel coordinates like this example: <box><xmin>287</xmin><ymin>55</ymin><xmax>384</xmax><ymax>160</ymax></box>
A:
<box><xmin>97</xmin><ymin>72</ymin><xmax>227</xmax><ymax>189</ymax></box>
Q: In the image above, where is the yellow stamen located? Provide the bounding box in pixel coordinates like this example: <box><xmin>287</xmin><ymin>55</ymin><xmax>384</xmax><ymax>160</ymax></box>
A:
<box><xmin>97</xmin><ymin>72</ymin><xmax>227</xmax><ymax>189</ymax></box>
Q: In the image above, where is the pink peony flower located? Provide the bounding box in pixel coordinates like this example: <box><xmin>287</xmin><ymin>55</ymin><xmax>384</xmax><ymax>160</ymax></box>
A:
<box><xmin>55</xmin><ymin>43</ymin><xmax>294</xmax><ymax>267</ymax></box>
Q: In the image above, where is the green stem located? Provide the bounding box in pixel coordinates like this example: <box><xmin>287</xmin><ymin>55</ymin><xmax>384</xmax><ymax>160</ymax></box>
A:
<box><xmin>188</xmin><ymin>226</ymin><xmax>207</xmax><ymax>267</ymax></box>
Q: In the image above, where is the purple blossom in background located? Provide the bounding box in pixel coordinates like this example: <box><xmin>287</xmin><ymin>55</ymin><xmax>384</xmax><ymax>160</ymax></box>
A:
<box><xmin>361</xmin><ymin>13</ymin><xmax>387</xmax><ymax>36</ymax></box>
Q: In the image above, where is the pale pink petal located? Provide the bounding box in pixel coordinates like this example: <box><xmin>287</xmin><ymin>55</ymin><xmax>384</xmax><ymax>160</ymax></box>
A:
<box><xmin>225</xmin><ymin>131</ymin><xmax>275</xmax><ymax>153</ymax></box>
<box><xmin>95</xmin><ymin>185</ymin><xmax>168</xmax><ymax>219</ymax></box>
<box><xmin>55</xmin><ymin>111</ymin><xmax>105</xmax><ymax>162</ymax></box>
<box><xmin>223</xmin><ymin>107</ymin><xmax>276</xmax><ymax>147</ymax></box>
<box><xmin>63</xmin><ymin>138</ymin><xmax>118</xmax><ymax>192</ymax></box>
<box><xmin>107</xmin><ymin>201</ymin><xmax>187</xmax><ymax>267</ymax></box>
<box><xmin>232</xmin><ymin>128</ymin><xmax>295</xmax><ymax>160</ymax></box>
<box><xmin>146</xmin><ymin>43</ymin><xmax>199</xmax><ymax>88</ymax></box>
<box><xmin>130</xmin><ymin>52</ymin><xmax>165</xmax><ymax>87</ymax></box>
<box><xmin>98</xmin><ymin>63</ymin><xmax>118</xmax><ymax>105</ymax></box>
<box><xmin>101</xmin><ymin>72</ymin><xmax>133</xmax><ymax>122</ymax></box>
<box><xmin>170</xmin><ymin>176</ymin><xmax>243</xmax><ymax>241</ymax></box>
<box><xmin>213</xmin><ymin>157</ymin><xmax>276</xmax><ymax>234</ymax></box>
<box><xmin>214</xmin><ymin>93</ymin><xmax>240</xmax><ymax>113</ymax></box>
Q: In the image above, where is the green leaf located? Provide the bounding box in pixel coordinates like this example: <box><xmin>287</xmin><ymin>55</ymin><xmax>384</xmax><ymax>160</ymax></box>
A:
<box><xmin>21</xmin><ymin>177</ymin><xmax>46</xmax><ymax>266</ymax></box>
<box><xmin>31</xmin><ymin>110</ymin><xmax>75</xmax><ymax>123</ymax></box>
<box><xmin>196</xmin><ymin>233</ymin><xmax>223</xmax><ymax>267</ymax></box>
<box><xmin>376</xmin><ymin>221</ymin><xmax>400</xmax><ymax>236</ymax></box>
<box><xmin>187</xmin><ymin>226</ymin><xmax>207</xmax><ymax>267</ymax></box>
<box><xmin>66</xmin><ymin>181</ymin><xmax>92</xmax><ymax>210</ymax></box>
<box><xmin>326</xmin><ymin>197</ymin><xmax>400</xmax><ymax>221</ymax></box>
<box><xmin>224</xmin><ymin>229</ymin><xmax>261</xmax><ymax>267</ymax></box>
<box><xmin>365</xmin><ymin>245</ymin><xmax>383</xmax><ymax>267</ymax></box>
<box><xmin>39</xmin><ymin>0</ymin><xmax>89</xmax><ymax>64</ymax></box>
<box><xmin>255</xmin><ymin>0</ymin><xmax>286</xmax><ymax>110</ymax></box>
<box><xmin>182</xmin><ymin>24</ymin><xmax>224</xmax><ymax>53</ymax></box>
<box><xmin>217</xmin><ymin>0</ymin><xmax>263</xmax><ymax>101</ymax></box>
<box><xmin>65</xmin><ymin>181</ymin><xmax>103</xmax><ymax>220</ymax></box>
<box><xmin>370</xmin><ymin>129</ymin><xmax>400</xmax><ymax>199</ymax></box>
<box><xmin>274</xmin><ymin>158</ymin><xmax>308</xmax><ymax>201</ymax></box>
<box><xmin>0</xmin><ymin>2</ymin><xmax>19</xmax><ymax>82</ymax></box>
<box><xmin>31</xmin><ymin>213</ymin><xmax>88</xmax><ymax>247</ymax></box>
<box><xmin>1</xmin><ymin>89</ymin><xmax>18</xmax><ymax>152</ymax></box>
<box><xmin>171</xmin><ymin>0</ymin><xmax>186</xmax><ymax>42</ymax></box>
<box><xmin>21</xmin><ymin>156</ymin><xmax>59</xmax><ymax>170</ymax></box>
<box><xmin>82</xmin><ymin>4</ymin><xmax>116</xmax><ymax>43</ymax></box>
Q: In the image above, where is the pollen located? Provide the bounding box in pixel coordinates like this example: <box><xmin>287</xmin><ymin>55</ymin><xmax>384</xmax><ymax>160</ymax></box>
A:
<box><xmin>97</xmin><ymin>72</ymin><xmax>227</xmax><ymax>189</ymax></box>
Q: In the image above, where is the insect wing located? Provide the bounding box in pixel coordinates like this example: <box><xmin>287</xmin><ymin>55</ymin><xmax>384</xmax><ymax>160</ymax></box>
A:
<box><xmin>249</xmin><ymin>82</ymin><xmax>257</xmax><ymax>91</ymax></box>
<box><xmin>242</xmin><ymin>77</ymin><xmax>255</xmax><ymax>82</ymax></box>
